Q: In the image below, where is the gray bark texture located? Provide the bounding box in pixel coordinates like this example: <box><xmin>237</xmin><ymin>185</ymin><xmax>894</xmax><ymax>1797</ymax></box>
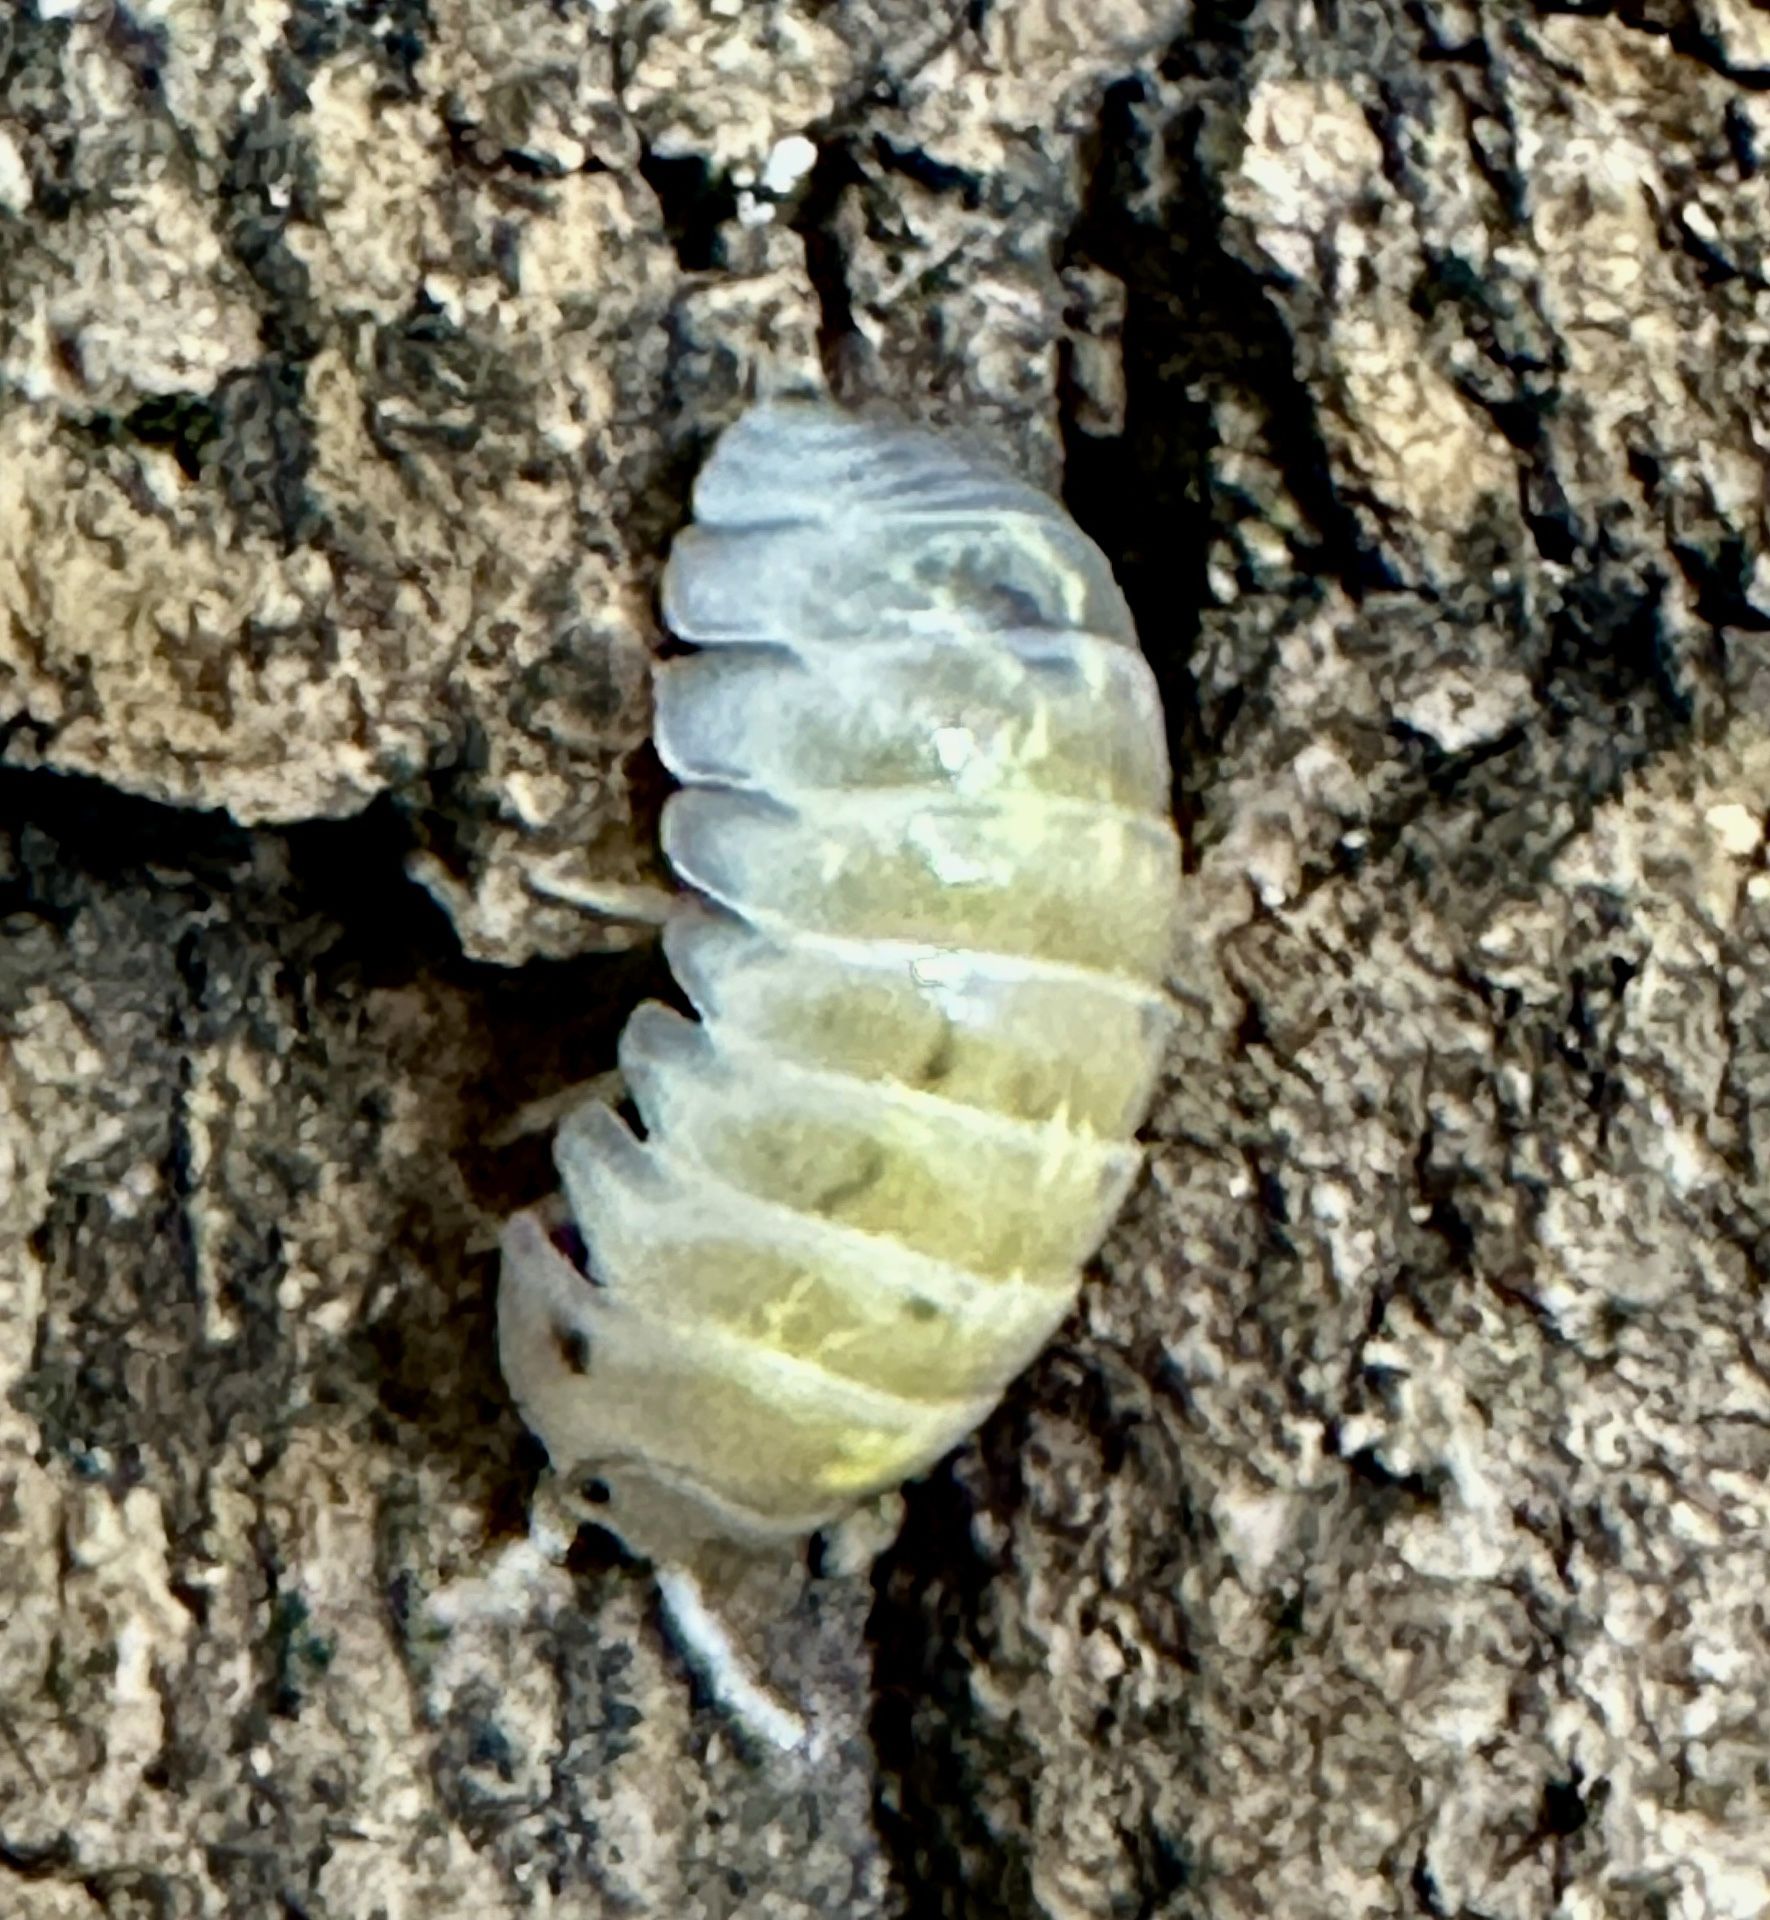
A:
<box><xmin>2</xmin><ymin>0</ymin><xmax>1768</xmax><ymax>1914</ymax></box>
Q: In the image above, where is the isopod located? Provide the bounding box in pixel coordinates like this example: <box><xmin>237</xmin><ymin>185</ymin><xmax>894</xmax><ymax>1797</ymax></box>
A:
<box><xmin>498</xmin><ymin>399</ymin><xmax>1179</xmax><ymax>1574</ymax></box>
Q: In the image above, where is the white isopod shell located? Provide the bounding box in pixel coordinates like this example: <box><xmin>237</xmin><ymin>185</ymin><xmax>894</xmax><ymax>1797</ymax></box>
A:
<box><xmin>498</xmin><ymin>400</ymin><xmax>1180</xmax><ymax>1564</ymax></box>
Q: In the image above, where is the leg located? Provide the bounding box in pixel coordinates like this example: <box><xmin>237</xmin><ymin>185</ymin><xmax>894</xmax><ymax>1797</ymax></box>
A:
<box><xmin>483</xmin><ymin>1068</ymin><xmax>627</xmax><ymax>1150</ymax></box>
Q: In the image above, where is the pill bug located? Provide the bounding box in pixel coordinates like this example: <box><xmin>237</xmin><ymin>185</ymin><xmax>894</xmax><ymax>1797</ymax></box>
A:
<box><xmin>498</xmin><ymin>399</ymin><xmax>1180</xmax><ymax>1569</ymax></box>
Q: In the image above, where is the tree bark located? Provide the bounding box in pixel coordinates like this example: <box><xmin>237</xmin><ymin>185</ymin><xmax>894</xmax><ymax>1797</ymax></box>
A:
<box><xmin>3</xmin><ymin>2</ymin><xmax>1768</xmax><ymax>1916</ymax></box>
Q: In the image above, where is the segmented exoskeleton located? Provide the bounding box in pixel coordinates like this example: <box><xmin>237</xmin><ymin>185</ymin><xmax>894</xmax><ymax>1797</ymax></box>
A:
<box><xmin>498</xmin><ymin>400</ymin><xmax>1179</xmax><ymax>1571</ymax></box>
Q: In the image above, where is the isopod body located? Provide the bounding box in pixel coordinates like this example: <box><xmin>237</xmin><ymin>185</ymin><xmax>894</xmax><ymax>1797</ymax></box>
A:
<box><xmin>499</xmin><ymin>400</ymin><xmax>1180</xmax><ymax>1562</ymax></box>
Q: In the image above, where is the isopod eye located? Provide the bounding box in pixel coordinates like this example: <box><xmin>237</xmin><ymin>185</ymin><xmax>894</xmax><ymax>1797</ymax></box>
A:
<box><xmin>551</xmin><ymin>1321</ymin><xmax>592</xmax><ymax>1376</ymax></box>
<box><xmin>548</xmin><ymin>1221</ymin><xmax>589</xmax><ymax>1274</ymax></box>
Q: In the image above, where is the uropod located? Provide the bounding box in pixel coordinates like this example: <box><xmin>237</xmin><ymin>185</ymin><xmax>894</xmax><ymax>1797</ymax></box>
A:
<box><xmin>498</xmin><ymin>400</ymin><xmax>1180</xmax><ymax>1734</ymax></box>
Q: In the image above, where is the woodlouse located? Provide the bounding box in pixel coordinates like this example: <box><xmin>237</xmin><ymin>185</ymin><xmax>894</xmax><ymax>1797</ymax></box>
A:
<box><xmin>498</xmin><ymin>399</ymin><xmax>1179</xmax><ymax>1569</ymax></box>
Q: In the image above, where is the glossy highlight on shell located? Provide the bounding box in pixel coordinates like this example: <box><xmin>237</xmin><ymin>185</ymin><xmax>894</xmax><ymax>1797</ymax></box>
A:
<box><xmin>498</xmin><ymin>400</ymin><xmax>1180</xmax><ymax>1560</ymax></box>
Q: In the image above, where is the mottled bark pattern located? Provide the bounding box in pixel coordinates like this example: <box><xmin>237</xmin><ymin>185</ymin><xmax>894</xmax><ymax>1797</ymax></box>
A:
<box><xmin>2</xmin><ymin>2</ymin><xmax>1768</xmax><ymax>1917</ymax></box>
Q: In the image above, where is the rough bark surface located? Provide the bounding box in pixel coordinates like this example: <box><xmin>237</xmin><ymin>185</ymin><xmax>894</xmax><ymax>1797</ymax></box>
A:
<box><xmin>3</xmin><ymin>2</ymin><xmax>1769</xmax><ymax>1916</ymax></box>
